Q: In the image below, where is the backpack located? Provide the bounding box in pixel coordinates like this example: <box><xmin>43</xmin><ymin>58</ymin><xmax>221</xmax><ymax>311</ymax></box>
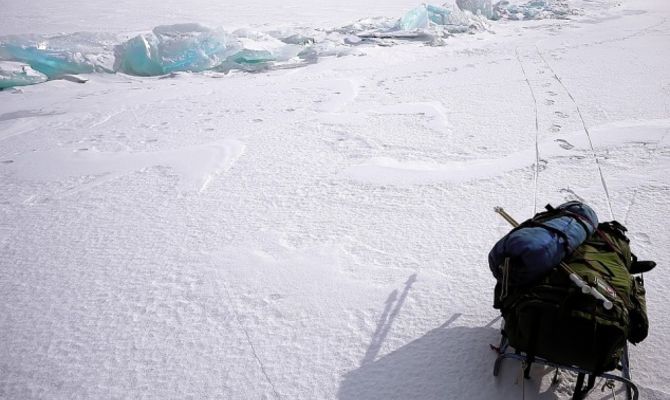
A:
<box><xmin>494</xmin><ymin>220</ymin><xmax>655</xmax><ymax>373</ymax></box>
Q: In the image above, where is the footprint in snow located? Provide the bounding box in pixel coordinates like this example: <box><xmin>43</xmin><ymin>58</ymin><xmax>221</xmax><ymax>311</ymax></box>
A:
<box><xmin>631</xmin><ymin>232</ymin><xmax>651</xmax><ymax>245</ymax></box>
<box><xmin>547</xmin><ymin>91</ymin><xmax>558</xmax><ymax>97</ymax></box>
<box><xmin>545</xmin><ymin>99</ymin><xmax>556</xmax><ymax>106</ymax></box>
<box><xmin>550</xmin><ymin>124</ymin><xmax>562</xmax><ymax>133</ymax></box>
<box><xmin>533</xmin><ymin>159</ymin><xmax>549</xmax><ymax>172</ymax></box>
<box><xmin>554</xmin><ymin>111</ymin><xmax>569</xmax><ymax>119</ymax></box>
<box><xmin>554</xmin><ymin>139</ymin><xmax>574</xmax><ymax>150</ymax></box>
<box><xmin>559</xmin><ymin>188</ymin><xmax>586</xmax><ymax>202</ymax></box>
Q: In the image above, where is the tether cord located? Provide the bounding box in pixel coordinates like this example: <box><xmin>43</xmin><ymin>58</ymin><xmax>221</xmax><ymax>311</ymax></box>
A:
<box><xmin>535</xmin><ymin>47</ymin><xmax>615</xmax><ymax>220</ymax></box>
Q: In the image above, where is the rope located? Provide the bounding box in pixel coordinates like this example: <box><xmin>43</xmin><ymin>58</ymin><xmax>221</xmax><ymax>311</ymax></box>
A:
<box><xmin>501</xmin><ymin>257</ymin><xmax>511</xmax><ymax>301</ymax></box>
<box><xmin>535</xmin><ymin>47</ymin><xmax>615</xmax><ymax>220</ymax></box>
<box><xmin>515</xmin><ymin>47</ymin><xmax>541</xmax><ymax>215</ymax></box>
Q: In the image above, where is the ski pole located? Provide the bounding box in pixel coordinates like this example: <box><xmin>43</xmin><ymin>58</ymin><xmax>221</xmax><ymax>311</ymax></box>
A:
<box><xmin>493</xmin><ymin>207</ymin><xmax>614</xmax><ymax>310</ymax></box>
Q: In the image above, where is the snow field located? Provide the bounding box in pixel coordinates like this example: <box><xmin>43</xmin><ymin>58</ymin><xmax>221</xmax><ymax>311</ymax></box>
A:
<box><xmin>1</xmin><ymin>0</ymin><xmax>670</xmax><ymax>399</ymax></box>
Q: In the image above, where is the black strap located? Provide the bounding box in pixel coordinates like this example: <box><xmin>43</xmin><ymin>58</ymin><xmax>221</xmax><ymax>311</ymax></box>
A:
<box><xmin>572</xmin><ymin>373</ymin><xmax>586</xmax><ymax>400</ymax></box>
<box><xmin>524</xmin><ymin>357</ymin><xmax>533</xmax><ymax>379</ymax></box>
<box><xmin>571</xmin><ymin>373</ymin><xmax>597</xmax><ymax>399</ymax></box>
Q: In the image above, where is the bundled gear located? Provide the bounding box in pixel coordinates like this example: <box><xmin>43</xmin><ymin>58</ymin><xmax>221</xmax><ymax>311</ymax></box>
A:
<box><xmin>489</xmin><ymin>203</ymin><xmax>656</xmax><ymax>400</ymax></box>
<box><xmin>488</xmin><ymin>201</ymin><xmax>598</xmax><ymax>286</ymax></box>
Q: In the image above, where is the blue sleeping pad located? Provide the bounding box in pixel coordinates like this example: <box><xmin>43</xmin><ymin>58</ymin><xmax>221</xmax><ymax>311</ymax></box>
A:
<box><xmin>488</xmin><ymin>202</ymin><xmax>598</xmax><ymax>286</ymax></box>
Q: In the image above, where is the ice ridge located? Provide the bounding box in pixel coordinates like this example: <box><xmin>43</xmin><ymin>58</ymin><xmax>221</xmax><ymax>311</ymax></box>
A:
<box><xmin>0</xmin><ymin>0</ymin><xmax>577</xmax><ymax>89</ymax></box>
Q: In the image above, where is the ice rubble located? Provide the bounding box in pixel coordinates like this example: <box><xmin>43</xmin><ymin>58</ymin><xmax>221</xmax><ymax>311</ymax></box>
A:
<box><xmin>0</xmin><ymin>43</ymin><xmax>94</xmax><ymax>78</ymax></box>
<box><xmin>398</xmin><ymin>3</ymin><xmax>481</xmax><ymax>31</ymax></box>
<box><xmin>456</xmin><ymin>0</ymin><xmax>497</xmax><ymax>19</ymax></box>
<box><xmin>0</xmin><ymin>61</ymin><xmax>47</xmax><ymax>89</ymax></box>
<box><xmin>114</xmin><ymin>25</ymin><xmax>361</xmax><ymax>75</ymax></box>
<box><xmin>0</xmin><ymin>32</ymin><xmax>115</xmax><ymax>80</ymax></box>
<box><xmin>0</xmin><ymin>0</ymin><xmax>577</xmax><ymax>88</ymax></box>
<box><xmin>455</xmin><ymin>0</ymin><xmax>575</xmax><ymax>21</ymax></box>
<box><xmin>113</xmin><ymin>24</ymin><xmax>240</xmax><ymax>76</ymax></box>
<box><xmin>340</xmin><ymin>1</ymin><xmax>487</xmax><ymax>40</ymax></box>
<box><xmin>495</xmin><ymin>0</ymin><xmax>576</xmax><ymax>21</ymax></box>
<box><xmin>354</xmin><ymin>0</ymin><xmax>574</xmax><ymax>38</ymax></box>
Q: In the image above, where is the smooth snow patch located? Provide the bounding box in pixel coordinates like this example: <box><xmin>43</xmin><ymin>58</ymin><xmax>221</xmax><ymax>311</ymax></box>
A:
<box><xmin>588</xmin><ymin>119</ymin><xmax>670</xmax><ymax>147</ymax></box>
<box><xmin>343</xmin><ymin>155</ymin><xmax>532</xmax><ymax>185</ymax></box>
<box><xmin>212</xmin><ymin>243</ymin><xmax>372</xmax><ymax>302</ymax></box>
<box><xmin>316</xmin><ymin>79</ymin><xmax>360</xmax><ymax>113</ymax></box>
<box><xmin>371</xmin><ymin>102</ymin><xmax>450</xmax><ymax>132</ymax></box>
<box><xmin>7</xmin><ymin>139</ymin><xmax>245</xmax><ymax>193</ymax></box>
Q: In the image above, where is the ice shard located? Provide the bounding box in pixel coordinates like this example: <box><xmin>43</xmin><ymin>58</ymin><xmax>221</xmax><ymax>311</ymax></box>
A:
<box><xmin>493</xmin><ymin>0</ymin><xmax>574</xmax><ymax>20</ymax></box>
<box><xmin>399</xmin><ymin>5</ymin><xmax>430</xmax><ymax>30</ymax></box>
<box><xmin>393</xmin><ymin>3</ymin><xmax>485</xmax><ymax>35</ymax></box>
<box><xmin>114</xmin><ymin>24</ymin><xmax>240</xmax><ymax>76</ymax></box>
<box><xmin>0</xmin><ymin>61</ymin><xmax>48</xmax><ymax>89</ymax></box>
<box><xmin>426</xmin><ymin>5</ymin><xmax>454</xmax><ymax>25</ymax></box>
<box><xmin>0</xmin><ymin>42</ymin><xmax>95</xmax><ymax>78</ymax></box>
<box><xmin>222</xmin><ymin>49</ymin><xmax>275</xmax><ymax>71</ymax></box>
<box><xmin>456</xmin><ymin>0</ymin><xmax>497</xmax><ymax>20</ymax></box>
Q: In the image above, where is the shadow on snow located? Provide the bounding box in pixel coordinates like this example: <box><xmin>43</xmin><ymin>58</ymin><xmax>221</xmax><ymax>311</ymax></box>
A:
<box><xmin>338</xmin><ymin>274</ymin><xmax>562</xmax><ymax>400</ymax></box>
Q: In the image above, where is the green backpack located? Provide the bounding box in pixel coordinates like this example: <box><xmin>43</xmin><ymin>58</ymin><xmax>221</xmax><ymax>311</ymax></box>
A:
<box><xmin>494</xmin><ymin>221</ymin><xmax>654</xmax><ymax>373</ymax></box>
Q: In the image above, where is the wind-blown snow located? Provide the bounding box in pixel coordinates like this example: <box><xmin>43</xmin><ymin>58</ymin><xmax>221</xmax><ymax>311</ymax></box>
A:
<box><xmin>1</xmin><ymin>0</ymin><xmax>669</xmax><ymax>399</ymax></box>
<box><xmin>343</xmin><ymin>120</ymin><xmax>670</xmax><ymax>185</ymax></box>
<box><xmin>5</xmin><ymin>139</ymin><xmax>245</xmax><ymax>193</ymax></box>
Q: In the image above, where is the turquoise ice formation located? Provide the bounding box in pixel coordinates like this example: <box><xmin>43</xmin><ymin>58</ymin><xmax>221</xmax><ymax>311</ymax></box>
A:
<box><xmin>0</xmin><ymin>61</ymin><xmax>48</xmax><ymax>89</ymax></box>
<box><xmin>114</xmin><ymin>24</ymin><xmax>240</xmax><ymax>76</ymax></box>
<box><xmin>0</xmin><ymin>1</ymin><xmax>576</xmax><ymax>89</ymax></box>
<box><xmin>0</xmin><ymin>42</ymin><xmax>95</xmax><ymax>79</ymax></box>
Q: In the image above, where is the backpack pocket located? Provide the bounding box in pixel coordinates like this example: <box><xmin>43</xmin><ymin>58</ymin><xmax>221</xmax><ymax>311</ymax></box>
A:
<box><xmin>628</xmin><ymin>276</ymin><xmax>649</xmax><ymax>344</ymax></box>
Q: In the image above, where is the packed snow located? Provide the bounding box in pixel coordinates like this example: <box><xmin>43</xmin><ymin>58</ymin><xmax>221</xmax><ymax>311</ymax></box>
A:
<box><xmin>1</xmin><ymin>0</ymin><xmax>669</xmax><ymax>399</ymax></box>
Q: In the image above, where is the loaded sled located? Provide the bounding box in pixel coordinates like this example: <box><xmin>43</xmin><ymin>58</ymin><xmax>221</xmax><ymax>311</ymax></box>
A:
<box><xmin>488</xmin><ymin>203</ymin><xmax>656</xmax><ymax>399</ymax></box>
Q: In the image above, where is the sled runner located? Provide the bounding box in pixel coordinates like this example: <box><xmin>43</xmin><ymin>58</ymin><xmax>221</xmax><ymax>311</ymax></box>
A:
<box><xmin>488</xmin><ymin>204</ymin><xmax>655</xmax><ymax>400</ymax></box>
<box><xmin>492</xmin><ymin>331</ymin><xmax>639</xmax><ymax>400</ymax></box>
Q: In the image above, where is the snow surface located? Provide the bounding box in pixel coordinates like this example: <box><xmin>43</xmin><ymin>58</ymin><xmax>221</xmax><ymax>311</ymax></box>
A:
<box><xmin>1</xmin><ymin>0</ymin><xmax>669</xmax><ymax>399</ymax></box>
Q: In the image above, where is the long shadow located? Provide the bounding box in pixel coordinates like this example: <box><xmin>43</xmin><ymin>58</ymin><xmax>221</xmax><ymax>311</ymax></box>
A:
<box><xmin>339</xmin><ymin>313</ymin><xmax>561</xmax><ymax>399</ymax></box>
<box><xmin>361</xmin><ymin>274</ymin><xmax>417</xmax><ymax>366</ymax></box>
